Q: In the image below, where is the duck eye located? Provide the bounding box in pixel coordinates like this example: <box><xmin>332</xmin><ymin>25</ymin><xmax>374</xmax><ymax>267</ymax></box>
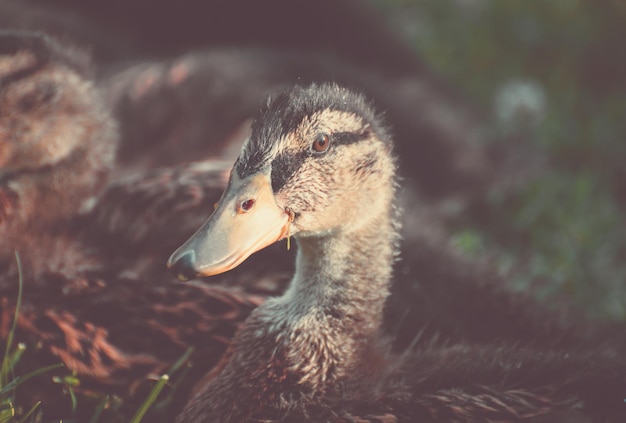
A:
<box><xmin>239</xmin><ymin>199</ymin><xmax>255</xmax><ymax>213</ymax></box>
<box><xmin>311</xmin><ymin>133</ymin><xmax>330</xmax><ymax>153</ymax></box>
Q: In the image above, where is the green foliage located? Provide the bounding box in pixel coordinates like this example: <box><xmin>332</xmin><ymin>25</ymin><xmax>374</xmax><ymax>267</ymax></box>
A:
<box><xmin>77</xmin><ymin>346</ymin><xmax>194</xmax><ymax>423</ymax></box>
<box><xmin>451</xmin><ymin>228</ymin><xmax>486</xmax><ymax>256</ymax></box>
<box><xmin>0</xmin><ymin>253</ymin><xmax>63</xmax><ymax>422</ymax></box>
<box><xmin>128</xmin><ymin>346</ymin><xmax>194</xmax><ymax>423</ymax></box>
<box><xmin>499</xmin><ymin>171</ymin><xmax>626</xmax><ymax>318</ymax></box>
<box><xmin>370</xmin><ymin>0</ymin><xmax>626</xmax><ymax>319</ymax></box>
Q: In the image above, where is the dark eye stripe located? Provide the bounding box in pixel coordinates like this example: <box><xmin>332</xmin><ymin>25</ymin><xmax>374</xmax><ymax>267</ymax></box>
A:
<box><xmin>332</xmin><ymin>130</ymin><xmax>370</xmax><ymax>146</ymax></box>
<box><xmin>270</xmin><ymin>130</ymin><xmax>371</xmax><ymax>192</ymax></box>
<box><xmin>271</xmin><ymin>150</ymin><xmax>307</xmax><ymax>193</ymax></box>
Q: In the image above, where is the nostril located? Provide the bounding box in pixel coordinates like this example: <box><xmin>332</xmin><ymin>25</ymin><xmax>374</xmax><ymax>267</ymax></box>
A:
<box><xmin>239</xmin><ymin>198</ymin><xmax>255</xmax><ymax>213</ymax></box>
<box><xmin>168</xmin><ymin>251</ymin><xmax>197</xmax><ymax>282</ymax></box>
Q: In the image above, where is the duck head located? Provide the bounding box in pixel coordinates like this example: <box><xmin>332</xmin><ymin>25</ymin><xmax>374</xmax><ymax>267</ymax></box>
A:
<box><xmin>168</xmin><ymin>83</ymin><xmax>394</xmax><ymax>281</ymax></box>
<box><xmin>0</xmin><ymin>31</ymin><xmax>95</xmax><ymax>176</ymax></box>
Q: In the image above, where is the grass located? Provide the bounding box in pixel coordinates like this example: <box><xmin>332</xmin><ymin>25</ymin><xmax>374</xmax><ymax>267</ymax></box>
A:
<box><xmin>0</xmin><ymin>252</ymin><xmax>190</xmax><ymax>422</ymax></box>
<box><xmin>0</xmin><ymin>252</ymin><xmax>62</xmax><ymax>422</ymax></box>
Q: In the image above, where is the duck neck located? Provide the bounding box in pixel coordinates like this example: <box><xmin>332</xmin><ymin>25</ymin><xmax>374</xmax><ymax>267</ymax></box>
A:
<box><xmin>258</xmin><ymin>201</ymin><xmax>399</xmax><ymax>391</ymax></box>
<box><xmin>285</xmin><ymin>214</ymin><xmax>397</xmax><ymax>336</ymax></box>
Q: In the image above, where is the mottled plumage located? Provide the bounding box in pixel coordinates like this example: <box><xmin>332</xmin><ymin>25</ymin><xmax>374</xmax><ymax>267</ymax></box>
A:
<box><xmin>173</xmin><ymin>84</ymin><xmax>626</xmax><ymax>423</ymax></box>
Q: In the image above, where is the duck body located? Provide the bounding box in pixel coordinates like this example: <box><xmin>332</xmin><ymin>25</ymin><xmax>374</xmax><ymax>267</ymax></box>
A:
<box><xmin>171</xmin><ymin>84</ymin><xmax>626</xmax><ymax>422</ymax></box>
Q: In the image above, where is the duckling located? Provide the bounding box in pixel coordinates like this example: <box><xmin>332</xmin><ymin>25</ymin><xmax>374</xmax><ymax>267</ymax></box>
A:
<box><xmin>169</xmin><ymin>84</ymin><xmax>626</xmax><ymax>422</ymax></box>
<box><xmin>0</xmin><ymin>31</ymin><xmax>116</xmax><ymax>268</ymax></box>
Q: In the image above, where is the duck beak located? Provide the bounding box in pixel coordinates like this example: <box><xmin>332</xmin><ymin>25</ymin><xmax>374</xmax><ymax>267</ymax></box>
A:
<box><xmin>167</xmin><ymin>170</ymin><xmax>292</xmax><ymax>281</ymax></box>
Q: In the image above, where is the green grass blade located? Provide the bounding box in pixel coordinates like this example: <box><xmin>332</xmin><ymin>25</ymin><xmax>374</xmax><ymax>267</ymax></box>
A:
<box><xmin>68</xmin><ymin>384</ymin><xmax>78</xmax><ymax>414</ymax></box>
<box><xmin>148</xmin><ymin>347</ymin><xmax>195</xmax><ymax>413</ymax></box>
<box><xmin>4</xmin><ymin>344</ymin><xmax>25</xmax><ymax>373</ymax></box>
<box><xmin>0</xmin><ymin>363</ymin><xmax>64</xmax><ymax>397</ymax></box>
<box><xmin>16</xmin><ymin>400</ymin><xmax>40</xmax><ymax>423</ymax></box>
<box><xmin>17</xmin><ymin>363</ymin><xmax>64</xmax><ymax>386</ymax></box>
<box><xmin>167</xmin><ymin>346</ymin><xmax>194</xmax><ymax>375</ymax></box>
<box><xmin>88</xmin><ymin>395</ymin><xmax>109</xmax><ymax>423</ymax></box>
<box><xmin>157</xmin><ymin>362</ymin><xmax>192</xmax><ymax>410</ymax></box>
<box><xmin>0</xmin><ymin>406</ymin><xmax>14</xmax><ymax>422</ymax></box>
<box><xmin>129</xmin><ymin>374</ymin><xmax>169</xmax><ymax>423</ymax></box>
<box><xmin>1</xmin><ymin>252</ymin><xmax>23</xmax><ymax>388</ymax></box>
<box><xmin>0</xmin><ymin>376</ymin><xmax>20</xmax><ymax>397</ymax></box>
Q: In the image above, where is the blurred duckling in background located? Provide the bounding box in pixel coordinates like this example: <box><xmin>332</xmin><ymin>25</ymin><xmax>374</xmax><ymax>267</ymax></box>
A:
<box><xmin>0</xmin><ymin>31</ymin><xmax>116</xmax><ymax>270</ymax></box>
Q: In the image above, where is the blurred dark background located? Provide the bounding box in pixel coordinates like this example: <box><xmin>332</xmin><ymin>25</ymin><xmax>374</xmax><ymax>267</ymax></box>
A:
<box><xmin>369</xmin><ymin>0</ymin><xmax>626</xmax><ymax>320</ymax></box>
